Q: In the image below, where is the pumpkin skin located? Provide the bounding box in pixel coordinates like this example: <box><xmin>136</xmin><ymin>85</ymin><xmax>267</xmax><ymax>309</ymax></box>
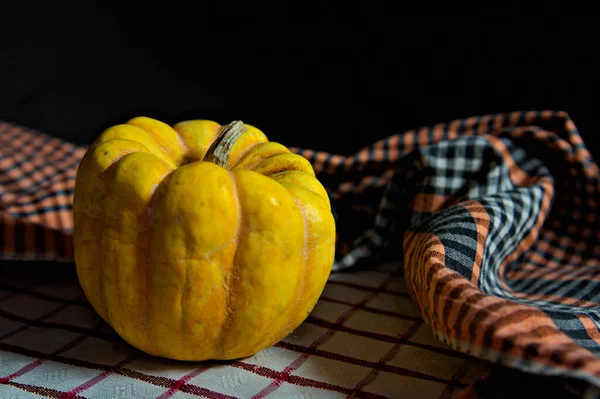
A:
<box><xmin>73</xmin><ymin>117</ymin><xmax>336</xmax><ymax>361</ymax></box>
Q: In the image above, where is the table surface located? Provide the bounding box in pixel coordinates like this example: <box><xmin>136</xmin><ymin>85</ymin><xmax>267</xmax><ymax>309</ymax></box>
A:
<box><xmin>0</xmin><ymin>262</ymin><xmax>490</xmax><ymax>399</ymax></box>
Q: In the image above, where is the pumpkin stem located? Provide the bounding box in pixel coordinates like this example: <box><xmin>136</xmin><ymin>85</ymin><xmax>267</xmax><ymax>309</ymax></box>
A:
<box><xmin>203</xmin><ymin>120</ymin><xmax>248</xmax><ymax>167</ymax></box>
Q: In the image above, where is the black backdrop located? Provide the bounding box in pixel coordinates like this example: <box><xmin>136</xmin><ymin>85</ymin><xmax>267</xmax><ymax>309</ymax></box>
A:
<box><xmin>1</xmin><ymin>4</ymin><xmax>598</xmax><ymax>161</ymax></box>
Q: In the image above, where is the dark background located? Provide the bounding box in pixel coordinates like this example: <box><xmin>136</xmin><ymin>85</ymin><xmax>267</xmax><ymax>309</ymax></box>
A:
<box><xmin>1</xmin><ymin>4</ymin><xmax>598</xmax><ymax>160</ymax></box>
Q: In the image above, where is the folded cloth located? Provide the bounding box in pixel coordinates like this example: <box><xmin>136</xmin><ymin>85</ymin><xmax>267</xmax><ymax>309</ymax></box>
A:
<box><xmin>1</xmin><ymin>111</ymin><xmax>599</xmax><ymax>396</ymax></box>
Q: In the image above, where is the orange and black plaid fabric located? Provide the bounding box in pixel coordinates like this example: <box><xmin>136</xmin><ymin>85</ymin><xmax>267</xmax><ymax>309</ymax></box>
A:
<box><xmin>1</xmin><ymin>111</ymin><xmax>600</xmax><ymax>397</ymax></box>
<box><xmin>0</xmin><ymin>123</ymin><xmax>85</xmax><ymax>261</ymax></box>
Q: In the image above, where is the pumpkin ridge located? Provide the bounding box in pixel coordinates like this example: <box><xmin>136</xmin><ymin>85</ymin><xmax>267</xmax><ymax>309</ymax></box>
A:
<box><xmin>231</xmin><ymin>143</ymin><xmax>290</xmax><ymax>172</ymax></box>
<box><xmin>281</xmin><ymin>182</ymin><xmax>329</xmax><ymax>207</ymax></box>
<box><xmin>98</xmin><ymin>208</ymin><xmax>110</xmax><ymax>326</ymax></box>
<box><xmin>142</xmin><ymin>173</ymin><xmax>166</xmax><ymax>353</ymax></box>
<box><xmin>245</xmin><ymin>151</ymin><xmax>291</xmax><ymax>172</ymax></box>
<box><xmin>269</xmin><ymin>171</ymin><xmax>330</xmax><ymax>208</ymax></box>
<box><xmin>78</xmin><ymin>215</ymin><xmax>109</xmax><ymax>322</ymax></box>
<box><xmin>142</xmin><ymin>230</ymin><xmax>152</xmax><ymax>354</ymax></box>
<box><xmin>225</xmin><ymin>124</ymin><xmax>269</xmax><ymax>167</ymax></box>
<box><xmin>280</xmin><ymin>195</ymin><xmax>309</xmax><ymax>339</ymax></box>
<box><xmin>96</xmin><ymin>137</ymin><xmax>166</xmax><ymax>161</ymax></box>
<box><xmin>90</xmin><ymin>140</ymin><xmax>177</xmax><ymax>183</ymax></box>
<box><xmin>228</xmin><ymin>141</ymin><xmax>266</xmax><ymax>169</ymax></box>
<box><xmin>172</xmin><ymin>120</ymin><xmax>223</xmax><ymax>163</ymax></box>
<box><xmin>98</xmin><ymin>151</ymin><xmax>153</xmax><ymax>184</ymax></box>
<box><xmin>177</xmin><ymin>251</ymin><xmax>188</xmax><ymax>346</ymax></box>
<box><xmin>90</xmin><ymin>134</ymin><xmax>154</xmax><ymax>154</ymax></box>
<box><xmin>216</xmin><ymin>171</ymin><xmax>243</xmax><ymax>357</ymax></box>
<box><xmin>253</xmin><ymin>153</ymin><xmax>314</xmax><ymax>177</ymax></box>
<box><xmin>172</xmin><ymin>125</ymin><xmax>189</xmax><ymax>158</ymax></box>
<box><xmin>126</xmin><ymin>116</ymin><xmax>186</xmax><ymax>163</ymax></box>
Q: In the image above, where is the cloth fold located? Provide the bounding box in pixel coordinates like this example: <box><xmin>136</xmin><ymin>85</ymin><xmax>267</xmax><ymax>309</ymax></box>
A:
<box><xmin>1</xmin><ymin>111</ymin><xmax>599</xmax><ymax>396</ymax></box>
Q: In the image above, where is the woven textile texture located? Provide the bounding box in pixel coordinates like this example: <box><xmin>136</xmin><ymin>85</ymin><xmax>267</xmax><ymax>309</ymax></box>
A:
<box><xmin>0</xmin><ymin>262</ymin><xmax>492</xmax><ymax>398</ymax></box>
<box><xmin>1</xmin><ymin>110</ymin><xmax>599</xmax><ymax>398</ymax></box>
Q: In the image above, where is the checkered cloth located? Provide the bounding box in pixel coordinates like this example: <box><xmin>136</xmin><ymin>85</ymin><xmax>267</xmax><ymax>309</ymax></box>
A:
<box><xmin>1</xmin><ymin>262</ymin><xmax>491</xmax><ymax>398</ymax></box>
<box><xmin>1</xmin><ymin>110</ymin><xmax>599</xmax><ymax>398</ymax></box>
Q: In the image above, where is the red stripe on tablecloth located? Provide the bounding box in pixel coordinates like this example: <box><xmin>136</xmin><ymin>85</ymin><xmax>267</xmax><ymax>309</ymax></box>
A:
<box><xmin>0</xmin><ymin>302</ymin><xmax>73</xmax><ymax>341</ymax></box>
<box><xmin>326</xmin><ymin>279</ymin><xmax>410</xmax><ymax>297</ymax></box>
<box><xmin>0</xmin><ymin>283</ymin><xmax>88</xmax><ymax>307</ymax></box>
<box><xmin>0</xmin><ymin>278</ymin><xmax>410</xmax><ymax>320</ymax></box>
<box><xmin>0</xmin><ymin>278</ymin><xmax>471</xmax><ymax>396</ymax></box>
<box><xmin>59</xmin><ymin>370</ymin><xmax>113</xmax><ymax>399</ymax></box>
<box><xmin>106</xmin><ymin>364</ymin><xmax>237</xmax><ymax>399</ymax></box>
<box><xmin>0</xmin><ymin>287</ymin><xmax>470</xmax><ymax>367</ymax></box>
<box><xmin>0</xmin><ymin>280</ymin><xmax>477</xmax><ymax>390</ymax></box>
<box><xmin>177</xmin><ymin>384</ymin><xmax>238</xmax><ymax>399</ymax></box>
<box><xmin>0</xmin><ymin>331</ymin><xmax>91</xmax><ymax>390</ymax></box>
<box><xmin>58</xmin><ymin>355</ymin><xmax>137</xmax><ymax>399</ymax></box>
<box><xmin>438</xmin><ymin>359</ymin><xmax>479</xmax><ymax>399</ymax></box>
<box><xmin>0</xmin><ymin>290</ymin><xmax>87</xmax><ymax>348</ymax></box>
<box><xmin>304</xmin><ymin>315</ymin><xmax>442</xmax><ymax>351</ymax></box>
<box><xmin>253</xmin><ymin>354</ymin><xmax>312</xmax><ymax>398</ymax></box>
<box><xmin>1</xmin><ymin>380</ymin><xmax>86</xmax><ymax>399</ymax></box>
<box><xmin>232</xmin><ymin>362</ymin><xmax>365</xmax><ymax>397</ymax></box>
<box><xmin>0</xmin><ymin>308</ymin><xmax>115</xmax><ymax>342</ymax></box>
<box><xmin>0</xmin><ymin>277</ymin><xmax>414</xmax><ymax>312</ymax></box>
<box><xmin>0</xmin><ymin>301</ymin><xmax>470</xmax><ymax>384</ymax></box>
<box><xmin>0</xmin><ymin>303</ymin><xmax>471</xmax><ymax>374</ymax></box>
<box><xmin>251</xmin><ymin>272</ymin><xmax>401</xmax><ymax>399</ymax></box>
<box><xmin>280</xmin><ymin>342</ymin><xmax>467</xmax><ymax>393</ymax></box>
<box><xmin>0</xmin><ymin>342</ymin><xmax>236</xmax><ymax>399</ymax></box>
<box><xmin>319</xmin><ymin>296</ymin><xmax>422</xmax><ymax>321</ymax></box>
<box><xmin>155</xmin><ymin>366</ymin><xmax>207</xmax><ymax>399</ymax></box>
<box><xmin>0</xmin><ymin>359</ymin><xmax>44</xmax><ymax>384</ymax></box>
<box><xmin>348</xmin><ymin>321</ymin><xmax>423</xmax><ymax>397</ymax></box>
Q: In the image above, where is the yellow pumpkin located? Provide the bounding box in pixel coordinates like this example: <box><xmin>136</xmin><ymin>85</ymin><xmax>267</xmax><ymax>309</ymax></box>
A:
<box><xmin>73</xmin><ymin>117</ymin><xmax>336</xmax><ymax>361</ymax></box>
